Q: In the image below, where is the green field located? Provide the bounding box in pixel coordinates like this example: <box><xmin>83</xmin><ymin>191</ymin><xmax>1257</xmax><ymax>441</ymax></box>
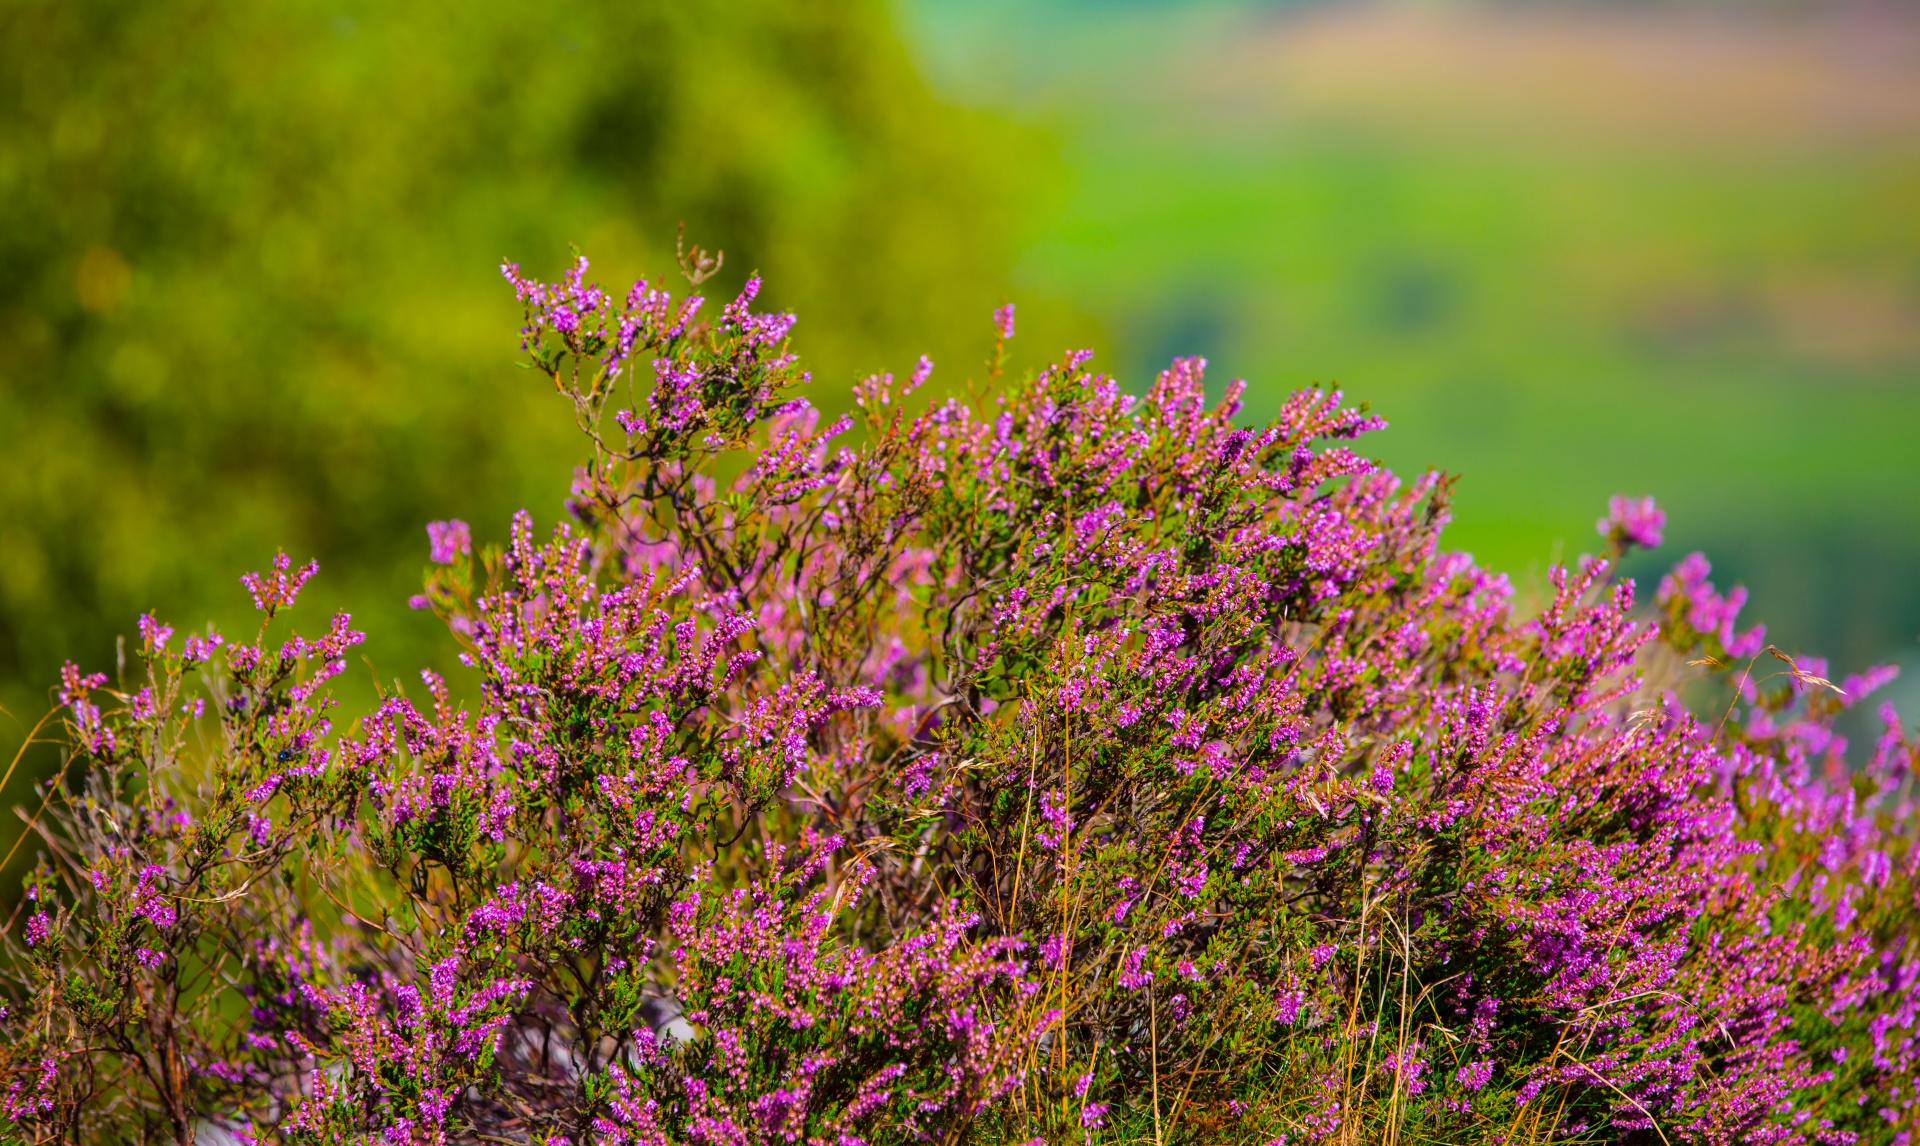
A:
<box><xmin>908</xmin><ymin>0</ymin><xmax>1920</xmax><ymax>701</ymax></box>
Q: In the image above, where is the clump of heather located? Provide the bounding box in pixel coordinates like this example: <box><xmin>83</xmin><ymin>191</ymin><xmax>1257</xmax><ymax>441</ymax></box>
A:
<box><xmin>0</xmin><ymin>253</ymin><xmax>1913</xmax><ymax>1146</ymax></box>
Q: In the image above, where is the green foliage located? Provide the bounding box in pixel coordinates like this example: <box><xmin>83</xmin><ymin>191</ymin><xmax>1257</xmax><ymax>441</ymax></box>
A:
<box><xmin>0</xmin><ymin>0</ymin><xmax>1042</xmax><ymax>720</ymax></box>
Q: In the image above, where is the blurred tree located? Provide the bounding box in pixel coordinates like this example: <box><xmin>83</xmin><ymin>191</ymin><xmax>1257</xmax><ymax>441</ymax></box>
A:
<box><xmin>0</xmin><ymin>0</ymin><xmax>1044</xmax><ymax>721</ymax></box>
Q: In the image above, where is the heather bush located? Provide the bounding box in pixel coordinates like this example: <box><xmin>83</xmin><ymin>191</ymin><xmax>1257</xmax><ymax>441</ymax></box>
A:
<box><xmin>0</xmin><ymin>254</ymin><xmax>1913</xmax><ymax>1145</ymax></box>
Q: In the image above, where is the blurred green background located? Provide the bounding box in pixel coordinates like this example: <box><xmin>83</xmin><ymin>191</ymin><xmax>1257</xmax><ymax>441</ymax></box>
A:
<box><xmin>905</xmin><ymin>0</ymin><xmax>1920</xmax><ymax>721</ymax></box>
<box><xmin>0</xmin><ymin>0</ymin><xmax>1046</xmax><ymax>734</ymax></box>
<box><xmin>3</xmin><ymin>0</ymin><xmax>1919</xmax><ymax>757</ymax></box>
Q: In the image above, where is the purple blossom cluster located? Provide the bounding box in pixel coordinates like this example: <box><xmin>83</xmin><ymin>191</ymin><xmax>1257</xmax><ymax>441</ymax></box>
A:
<box><xmin>1599</xmin><ymin>493</ymin><xmax>1666</xmax><ymax>553</ymax></box>
<box><xmin>0</xmin><ymin>253</ymin><xmax>1913</xmax><ymax>1146</ymax></box>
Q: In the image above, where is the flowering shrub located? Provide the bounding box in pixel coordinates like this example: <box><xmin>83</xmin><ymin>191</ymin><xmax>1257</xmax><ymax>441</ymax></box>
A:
<box><xmin>1</xmin><ymin>253</ymin><xmax>1914</xmax><ymax>1145</ymax></box>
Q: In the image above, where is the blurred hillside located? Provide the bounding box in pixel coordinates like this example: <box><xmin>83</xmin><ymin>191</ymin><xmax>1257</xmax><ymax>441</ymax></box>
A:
<box><xmin>0</xmin><ymin>0</ymin><xmax>1046</xmax><ymax>728</ymax></box>
<box><xmin>906</xmin><ymin>0</ymin><xmax>1920</xmax><ymax>714</ymax></box>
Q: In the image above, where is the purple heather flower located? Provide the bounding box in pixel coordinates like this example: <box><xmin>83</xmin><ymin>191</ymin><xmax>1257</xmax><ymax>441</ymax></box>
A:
<box><xmin>426</xmin><ymin>519</ymin><xmax>471</xmax><ymax>564</ymax></box>
<box><xmin>239</xmin><ymin>551</ymin><xmax>318</xmax><ymax>612</ymax></box>
<box><xmin>137</xmin><ymin>613</ymin><xmax>172</xmax><ymax>650</ymax></box>
<box><xmin>181</xmin><ymin>632</ymin><xmax>223</xmax><ymax>663</ymax></box>
<box><xmin>1036</xmin><ymin>788</ymin><xmax>1070</xmax><ymax>850</ymax></box>
<box><xmin>1598</xmin><ymin>494</ymin><xmax>1664</xmax><ymax>550</ymax></box>
<box><xmin>1275</xmin><ymin>985</ymin><xmax>1306</xmax><ymax>1025</ymax></box>
<box><xmin>993</xmin><ymin>303</ymin><xmax>1015</xmax><ymax>340</ymax></box>
<box><xmin>1842</xmin><ymin>663</ymin><xmax>1900</xmax><ymax>707</ymax></box>
<box><xmin>1457</xmin><ymin>1060</ymin><xmax>1493</xmax><ymax>1092</ymax></box>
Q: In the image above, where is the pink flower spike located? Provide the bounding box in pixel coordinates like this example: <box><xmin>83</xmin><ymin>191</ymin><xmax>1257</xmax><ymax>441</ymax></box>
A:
<box><xmin>239</xmin><ymin>552</ymin><xmax>319</xmax><ymax>612</ymax></box>
<box><xmin>1597</xmin><ymin>494</ymin><xmax>1664</xmax><ymax>550</ymax></box>
<box><xmin>906</xmin><ymin>354</ymin><xmax>934</xmax><ymax>394</ymax></box>
<box><xmin>427</xmin><ymin>519</ymin><xmax>471</xmax><ymax>564</ymax></box>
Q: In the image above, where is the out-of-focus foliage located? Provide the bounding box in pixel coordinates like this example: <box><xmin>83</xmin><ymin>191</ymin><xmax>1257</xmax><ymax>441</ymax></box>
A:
<box><xmin>0</xmin><ymin>0</ymin><xmax>1042</xmax><ymax>719</ymax></box>
<box><xmin>905</xmin><ymin>0</ymin><xmax>1920</xmax><ymax>687</ymax></box>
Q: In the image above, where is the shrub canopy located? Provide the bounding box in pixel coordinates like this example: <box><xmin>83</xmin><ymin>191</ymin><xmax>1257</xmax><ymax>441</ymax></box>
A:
<box><xmin>1</xmin><ymin>257</ymin><xmax>1915</xmax><ymax>1145</ymax></box>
